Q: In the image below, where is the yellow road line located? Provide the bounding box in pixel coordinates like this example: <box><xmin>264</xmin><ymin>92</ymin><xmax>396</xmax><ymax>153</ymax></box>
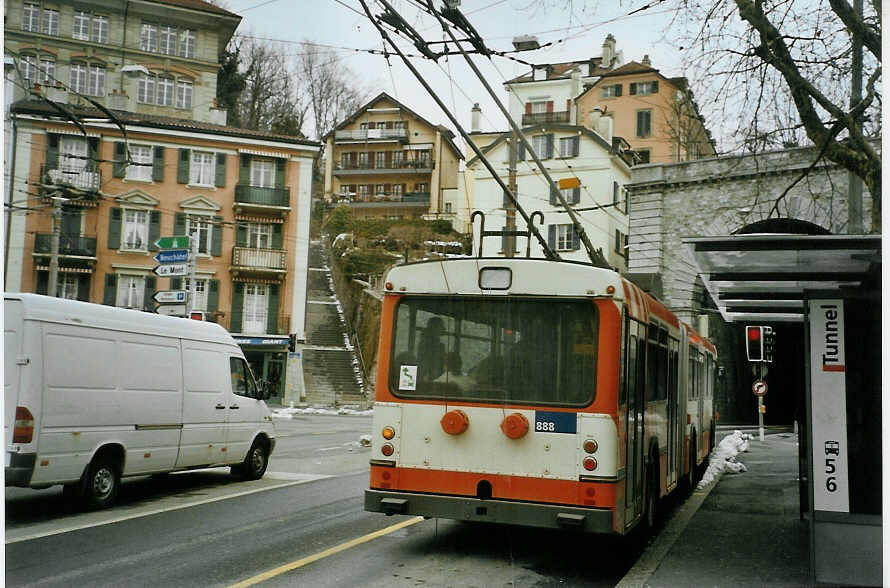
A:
<box><xmin>229</xmin><ymin>516</ymin><xmax>424</xmax><ymax>587</ymax></box>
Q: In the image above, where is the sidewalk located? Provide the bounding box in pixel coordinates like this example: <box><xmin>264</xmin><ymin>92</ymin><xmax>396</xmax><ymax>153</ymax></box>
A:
<box><xmin>625</xmin><ymin>431</ymin><xmax>810</xmax><ymax>587</ymax></box>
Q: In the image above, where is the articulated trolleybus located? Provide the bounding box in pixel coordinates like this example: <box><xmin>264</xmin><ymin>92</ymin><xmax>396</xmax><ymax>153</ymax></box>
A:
<box><xmin>365</xmin><ymin>257</ymin><xmax>716</xmax><ymax>535</ymax></box>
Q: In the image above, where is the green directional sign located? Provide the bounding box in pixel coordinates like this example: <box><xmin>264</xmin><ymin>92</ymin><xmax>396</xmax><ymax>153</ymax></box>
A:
<box><xmin>155</xmin><ymin>235</ymin><xmax>191</xmax><ymax>249</ymax></box>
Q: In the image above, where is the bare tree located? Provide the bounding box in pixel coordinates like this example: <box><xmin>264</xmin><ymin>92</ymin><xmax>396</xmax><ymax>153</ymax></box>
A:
<box><xmin>298</xmin><ymin>43</ymin><xmax>369</xmax><ymax>141</ymax></box>
<box><xmin>670</xmin><ymin>0</ymin><xmax>881</xmax><ymax>230</ymax></box>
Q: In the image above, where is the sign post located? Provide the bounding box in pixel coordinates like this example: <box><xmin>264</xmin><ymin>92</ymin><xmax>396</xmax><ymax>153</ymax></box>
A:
<box><xmin>153</xmin><ymin>236</ymin><xmax>192</xmax><ymax>316</ymax></box>
<box><xmin>752</xmin><ymin>373</ymin><xmax>768</xmax><ymax>441</ymax></box>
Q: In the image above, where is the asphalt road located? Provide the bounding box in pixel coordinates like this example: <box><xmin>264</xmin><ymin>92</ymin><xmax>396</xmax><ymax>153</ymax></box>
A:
<box><xmin>5</xmin><ymin>414</ymin><xmax>652</xmax><ymax>587</ymax></box>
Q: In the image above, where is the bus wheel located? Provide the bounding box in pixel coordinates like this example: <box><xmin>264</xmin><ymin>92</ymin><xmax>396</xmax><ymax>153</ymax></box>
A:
<box><xmin>645</xmin><ymin>460</ymin><xmax>659</xmax><ymax>531</ymax></box>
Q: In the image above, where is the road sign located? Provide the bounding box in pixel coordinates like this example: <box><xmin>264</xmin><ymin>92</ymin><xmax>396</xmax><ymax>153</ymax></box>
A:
<box><xmin>752</xmin><ymin>379</ymin><xmax>768</xmax><ymax>396</ymax></box>
<box><xmin>155</xmin><ymin>304</ymin><xmax>186</xmax><ymax>317</ymax></box>
<box><xmin>153</xmin><ymin>263</ymin><xmax>189</xmax><ymax>277</ymax></box>
<box><xmin>155</xmin><ymin>236</ymin><xmax>191</xmax><ymax>249</ymax></box>
<box><xmin>153</xmin><ymin>249</ymin><xmax>189</xmax><ymax>264</ymax></box>
<box><xmin>153</xmin><ymin>290</ymin><xmax>188</xmax><ymax>304</ymax></box>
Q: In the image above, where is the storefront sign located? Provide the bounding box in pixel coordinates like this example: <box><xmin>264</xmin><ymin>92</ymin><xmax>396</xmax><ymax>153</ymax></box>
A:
<box><xmin>234</xmin><ymin>337</ymin><xmax>289</xmax><ymax>346</ymax></box>
<box><xmin>808</xmin><ymin>299</ymin><xmax>849</xmax><ymax>512</ymax></box>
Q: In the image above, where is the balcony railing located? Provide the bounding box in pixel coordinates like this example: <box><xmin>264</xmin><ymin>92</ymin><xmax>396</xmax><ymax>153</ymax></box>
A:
<box><xmin>231</xmin><ymin>246</ymin><xmax>287</xmax><ymax>272</ymax></box>
<box><xmin>34</xmin><ymin>233</ymin><xmax>97</xmax><ymax>257</ymax></box>
<box><xmin>226</xmin><ymin>312</ymin><xmax>291</xmax><ymax>336</ymax></box>
<box><xmin>334</xmin><ymin>159</ymin><xmax>434</xmax><ymax>174</ymax></box>
<box><xmin>341</xmin><ymin>191</ymin><xmax>431</xmax><ymax>206</ymax></box>
<box><xmin>334</xmin><ymin>128</ymin><xmax>408</xmax><ymax>142</ymax></box>
<box><xmin>41</xmin><ymin>165</ymin><xmax>101</xmax><ymax>192</ymax></box>
<box><xmin>522</xmin><ymin>111</ymin><xmax>571</xmax><ymax>126</ymax></box>
<box><xmin>234</xmin><ymin>185</ymin><xmax>290</xmax><ymax>207</ymax></box>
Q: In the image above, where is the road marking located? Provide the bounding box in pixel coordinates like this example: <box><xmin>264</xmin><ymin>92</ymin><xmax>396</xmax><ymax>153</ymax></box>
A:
<box><xmin>6</xmin><ymin>473</ymin><xmax>330</xmax><ymax>545</ymax></box>
<box><xmin>229</xmin><ymin>516</ymin><xmax>425</xmax><ymax>587</ymax></box>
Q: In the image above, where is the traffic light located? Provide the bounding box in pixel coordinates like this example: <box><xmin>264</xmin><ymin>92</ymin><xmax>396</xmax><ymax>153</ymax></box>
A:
<box><xmin>762</xmin><ymin>326</ymin><xmax>776</xmax><ymax>362</ymax></box>
<box><xmin>288</xmin><ymin>333</ymin><xmax>296</xmax><ymax>352</ymax></box>
<box><xmin>746</xmin><ymin>325</ymin><xmax>763</xmax><ymax>362</ymax></box>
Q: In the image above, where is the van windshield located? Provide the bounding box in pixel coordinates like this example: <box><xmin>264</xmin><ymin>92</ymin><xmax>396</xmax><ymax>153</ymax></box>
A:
<box><xmin>389</xmin><ymin>297</ymin><xmax>598</xmax><ymax>407</ymax></box>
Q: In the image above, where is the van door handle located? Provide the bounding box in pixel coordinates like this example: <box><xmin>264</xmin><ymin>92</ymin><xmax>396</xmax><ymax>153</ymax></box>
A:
<box><xmin>230</xmin><ymin>405</ymin><xmax>240</xmax><ymax>410</ymax></box>
<box><xmin>215</xmin><ymin>404</ymin><xmax>226</xmax><ymax>410</ymax></box>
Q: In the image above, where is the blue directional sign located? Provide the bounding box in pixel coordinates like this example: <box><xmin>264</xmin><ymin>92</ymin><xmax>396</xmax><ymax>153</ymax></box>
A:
<box><xmin>153</xmin><ymin>249</ymin><xmax>190</xmax><ymax>264</ymax></box>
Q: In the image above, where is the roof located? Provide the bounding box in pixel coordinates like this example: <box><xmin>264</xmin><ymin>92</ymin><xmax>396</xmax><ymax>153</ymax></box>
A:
<box><xmin>146</xmin><ymin>0</ymin><xmax>241</xmax><ymax>18</ymax></box>
<box><xmin>326</xmin><ymin>92</ymin><xmax>463</xmax><ymax>160</ymax></box>
<box><xmin>11</xmin><ymin>99</ymin><xmax>320</xmax><ymax>149</ymax></box>
<box><xmin>685</xmin><ymin>233</ymin><xmax>881</xmax><ymax>322</ymax></box>
<box><xmin>505</xmin><ymin>58</ymin><xmax>609</xmax><ymax>84</ymax></box>
<box><xmin>597</xmin><ymin>61</ymin><xmax>658</xmax><ymax>78</ymax></box>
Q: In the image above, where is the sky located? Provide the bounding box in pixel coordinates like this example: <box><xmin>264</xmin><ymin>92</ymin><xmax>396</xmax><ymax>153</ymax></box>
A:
<box><xmin>223</xmin><ymin>0</ymin><xmax>688</xmax><ymax>140</ymax></box>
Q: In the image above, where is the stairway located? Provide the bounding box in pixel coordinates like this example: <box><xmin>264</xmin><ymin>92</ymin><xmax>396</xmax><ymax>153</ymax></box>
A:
<box><xmin>302</xmin><ymin>238</ymin><xmax>367</xmax><ymax>406</ymax></box>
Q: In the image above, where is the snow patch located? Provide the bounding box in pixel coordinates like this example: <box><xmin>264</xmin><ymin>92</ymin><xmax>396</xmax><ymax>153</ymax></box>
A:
<box><xmin>697</xmin><ymin>430</ymin><xmax>751</xmax><ymax>489</ymax></box>
<box><xmin>271</xmin><ymin>406</ymin><xmax>374</xmax><ymax>418</ymax></box>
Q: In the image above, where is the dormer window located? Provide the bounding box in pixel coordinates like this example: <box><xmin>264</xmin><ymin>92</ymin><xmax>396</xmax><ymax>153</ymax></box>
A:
<box><xmin>630</xmin><ymin>81</ymin><xmax>659</xmax><ymax>95</ymax></box>
<box><xmin>601</xmin><ymin>84</ymin><xmax>622</xmax><ymax>98</ymax></box>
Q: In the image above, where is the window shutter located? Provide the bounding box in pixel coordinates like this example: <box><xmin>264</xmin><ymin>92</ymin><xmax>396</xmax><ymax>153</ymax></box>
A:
<box><xmin>36</xmin><ymin>271</ymin><xmax>48</xmax><ymax>296</ymax></box>
<box><xmin>572</xmin><ymin>136</ymin><xmax>580</xmax><ymax>157</ymax></box>
<box><xmin>177</xmin><ymin>148</ymin><xmax>190</xmax><ymax>183</ymax></box>
<box><xmin>275</xmin><ymin>158</ymin><xmax>286</xmax><ymax>188</ymax></box>
<box><xmin>266</xmin><ymin>283</ymin><xmax>279</xmax><ymax>334</ymax></box>
<box><xmin>210</xmin><ymin>215</ymin><xmax>223</xmax><ymax>256</ymax></box>
<box><xmin>549</xmin><ymin>187</ymin><xmax>557</xmax><ymax>206</ymax></box>
<box><xmin>525</xmin><ymin>102</ymin><xmax>532</xmax><ymax>114</ymax></box>
<box><xmin>572</xmin><ymin>226</ymin><xmax>581</xmax><ymax>250</ymax></box>
<box><xmin>174</xmin><ymin>212</ymin><xmax>186</xmax><ymax>237</ymax></box>
<box><xmin>630</xmin><ymin>82</ymin><xmax>637</xmax><ymax>95</ymax></box>
<box><xmin>613</xmin><ymin>181</ymin><xmax>619</xmax><ymax>205</ymax></box>
<box><xmin>517</xmin><ymin>140</ymin><xmax>525</xmax><ymax>161</ymax></box>
<box><xmin>113</xmin><ymin>141</ymin><xmax>126</xmax><ymax>177</ymax></box>
<box><xmin>152</xmin><ymin>146</ymin><xmax>164</xmax><ymax>181</ymax></box>
<box><xmin>548</xmin><ymin>225</ymin><xmax>556</xmax><ymax>250</ymax></box>
<box><xmin>239</xmin><ymin>154</ymin><xmax>250</xmax><ymax>184</ymax></box>
<box><xmin>46</xmin><ymin>134</ymin><xmax>59</xmax><ymax>169</ymax></box>
<box><xmin>272</xmin><ymin>223</ymin><xmax>283</xmax><ymax>249</ymax></box>
<box><xmin>615</xmin><ymin>84</ymin><xmax>622</xmax><ymax>96</ymax></box>
<box><xmin>230</xmin><ymin>282</ymin><xmax>244</xmax><ymax>332</ymax></box>
<box><xmin>108</xmin><ymin>207</ymin><xmax>121</xmax><ymax>249</ymax></box>
<box><xmin>572</xmin><ymin>187</ymin><xmax>581</xmax><ymax>204</ymax></box>
<box><xmin>566</xmin><ymin>99</ymin><xmax>571</xmax><ymax>112</ymax></box>
<box><xmin>87</xmin><ymin>137</ymin><xmax>99</xmax><ymax>171</ymax></box>
<box><xmin>103</xmin><ymin>273</ymin><xmax>117</xmax><ymax>306</ymax></box>
<box><xmin>652</xmin><ymin>80</ymin><xmax>659</xmax><ymax>93</ymax></box>
<box><xmin>144</xmin><ymin>277</ymin><xmax>156</xmax><ymax>310</ymax></box>
<box><xmin>207</xmin><ymin>279</ymin><xmax>219</xmax><ymax>314</ymax></box>
<box><xmin>545</xmin><ymin>134</ymin><xmax>554</xmax><ymax>159</ymax></box>
<box><xmin>170</xmin><ymin>277</ymin><xmax>182</xmax><ymax>290</ymax></box>
<box><xmin>615</xmin><ymin>229</ymin><xmax>621</xmax><ymax>253</ymax></box>
<box><xmin>77</xmin><ymin>274</ymin><xmax>90</xmax><ymax>301</ymax></box>
<box><xmin>214</xmin><ymin>153</ymin><xmax>226</xmax><ymax>187</ymax></box>
<box><xmin>546</xmin><ymin>101</ymin><xmax>553</xmax><ymax>113</ymax></box>
<box><xmin>385</xmin><ymin>152</ymin><xmax>392</xmax><ymax>168</ymax></box>
<box><xmin>148</xmin><ymin>210</ymin><xmax>160</xmax><ymax>251</ymax></box>
<box><xmin>235</xmin><ymin>222</ymin><xmax>247</xmax><ymax>247</ymax></box>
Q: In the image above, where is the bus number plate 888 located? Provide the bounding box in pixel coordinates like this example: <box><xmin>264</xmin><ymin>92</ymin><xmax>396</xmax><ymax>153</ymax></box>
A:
<box><xmin>534</xmin><ymin>411</ymin><xmax>576</xmax><ymax>434</ymax></box>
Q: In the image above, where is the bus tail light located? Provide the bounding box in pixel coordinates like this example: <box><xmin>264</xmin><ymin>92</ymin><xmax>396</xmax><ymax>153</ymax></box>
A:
<box><xmin>382</xmin><ymin>426</ymin><xmax>395</xmax><ymax>440</ymax></box>
<box><xmin>13</xmin><ymin>406</ymin><xmax>34</xmax><ymax>443</ymax></box>
<box><xmin>582</xmin><ymin>457</ymin><xmax>598</xmax><ymax>471</ymax></box>
<box><xmin>441</xmin><ymin>409</ymin><xmax>469</xmax><ymax>435</ymax></box>
<box><xmin>381</xmin><ymin>443</ymin><xmax>394</xmax><ymax>457</ymax></box>
<box><xmin>583</xmin><ymin>439</ymin><xmax>598</xmax><ymax>453</ymax></box>
<box><xmin>500</xmin><ymin>412</ymin><xmax>529</xmax><ymax>439</ymax></box>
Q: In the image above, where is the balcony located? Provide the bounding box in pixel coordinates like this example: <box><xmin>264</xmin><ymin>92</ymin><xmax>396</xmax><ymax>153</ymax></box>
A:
<box><xmin>334</xmin><ymin>128</ymin><xmax>408</xmax><ymax>142</ymax></box>
<box><xmin>226</xmin><ymin>312</ymin><xmax>291</xmax><ymax>336</ymax></box>
<box><xmin>522</xmin><ymin>111</ymin><xmax>571</xmax><ymax>126</ymax></box>
<box><xmin>234</xmin><ymin>185</ymin><xmax>290</xmax><ymax>215</ymax></box>
<box><xmin>231</xmin><ymin>246</ymin><xmax>288</xmax><ymax>276</ymax></box>
<box><xmin>33</xmin><ymin>233</ymin><xmax>97</xmax><ymax>258</ymax></box>
<box><xmin>333</xmin><ymin>159</ymin><xmax>434</xmax><ymax>176</ymax></box>
<box><xmin>341</xmin><ymin>192</ymin><xmax>431</xmax><ymax>208</ymax></box>
<box><xmin>41</xmin><ymin>164</ymin><xmax>101</xmax><ymax>192</ymax></box>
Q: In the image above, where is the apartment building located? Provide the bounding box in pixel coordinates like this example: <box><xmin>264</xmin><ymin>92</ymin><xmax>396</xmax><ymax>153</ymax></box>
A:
<box><xmin>322</xmin><ymin>92</ymin><xmax>462</xmax><ymax>225</ymax></box>
<box><xmin>4</xmin><ymin>0</ymin><xmax>321</xmax><ymax>405</ymax></box>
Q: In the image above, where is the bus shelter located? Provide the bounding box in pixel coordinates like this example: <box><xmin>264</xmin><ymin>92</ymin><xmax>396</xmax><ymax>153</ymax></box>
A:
<box><xmin>685</xmin><ymin>233</ymin><xmax>881</xmax><ymax>587</ymax></box>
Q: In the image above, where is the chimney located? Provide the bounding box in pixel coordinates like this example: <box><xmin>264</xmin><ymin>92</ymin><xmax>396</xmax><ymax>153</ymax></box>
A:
<box><xmin>209</xmin><ymin>98</ymin><xmax>228</xmax><ymax>126</ymax></box>
<box><xmin>471</xmin><ymin>103</ymin><xmax>481</xmax><ymax>132</ymax></box>
<box><xmin>598</xmin><ymin>115</ymin><xmax>613</xmax><ymax>143</ymax></box>
<box><xmin>642</xmin><ymin>54</ymin><xmax>651</xmax><ymax>67</ymax></box>
<box><xmin>601</xmin><ymin>34</ymin><xmax>617</xmax><ymax>68</ymax></box>
<box><xmin>589</xmin><ymin>107</ymin><xmax>603</xmax><ymax>129</ymax></box>
<box><xmin>571</xmin><ymin>68</ymin><xmax>582</xmax><ymax>99</ymax></box>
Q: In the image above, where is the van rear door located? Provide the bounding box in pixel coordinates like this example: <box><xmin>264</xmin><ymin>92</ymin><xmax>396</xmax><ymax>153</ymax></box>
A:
<box><xmin>4</xmin><ymin>299</ymin><xmax>24</xmax><ymax>453</ymax></box>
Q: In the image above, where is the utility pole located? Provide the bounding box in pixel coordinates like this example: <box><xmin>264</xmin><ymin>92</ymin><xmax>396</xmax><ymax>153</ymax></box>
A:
<box><xmin>847</xmin><ymin>0</ymin><xmax>864</xmax><ymax>233</ymax></box>
<box><xmin>186</xmin><ymin>228</ymin><xmax>198</xmax><ymax>315</ymax></box>
<box><xmin>505</xmin><ymin>130</ymin><xmax>517</xmax><ymax>258</ymax></box>
<box><xmin>47</xmin><ymin>195</ymin><xmax>63</xmax><ymax>297</ymax></box>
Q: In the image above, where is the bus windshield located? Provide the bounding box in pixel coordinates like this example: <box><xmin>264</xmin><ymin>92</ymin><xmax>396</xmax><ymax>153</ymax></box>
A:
<box><xmin>389</xmin><ymin>297</ymin><xmax>598</xmax><ymax>407</ymax></box>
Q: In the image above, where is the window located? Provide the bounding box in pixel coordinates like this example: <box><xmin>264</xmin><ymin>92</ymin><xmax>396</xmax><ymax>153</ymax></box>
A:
<box><xmin>445</xmin><ymin>202</ymin><xmax>453</xmax><ymax>213</ymax></box>
<box><xmin>59</xmin><ymin>136</ymin><xmax>87</xmax><ymax>173</ymax></box>
<box><xmin>137</xmin><ymin>73</ymin><xmax>155</xmax><ymax>103</ymax></box>
<box><xmin>20</xmin><ymin>55</ymin><xmax>37</xmax><ymax>83</ymax></box>
<box><xmin>529</xmin><ymin>101</ymin><xmax>547</xmax><ymax>114</ymax></box>
<box><xmin>393</xmin><ymin>120</ymin><xmax>406</xmax><ymax>130</ymax></box>
<box><xmin>636</xmin><ymin>149</ymin><xmax>651</xmax><ymax>164</ymax></box>
<box><xmin>613</xmin><ymin>181</ymin><xmax>621</xmax><ymax>206</ymax></box>
<box><xmin>392</xmin><ymin>150</ymin><xmax>404</xmax><ymax>167</ymax></box>
<box><xmin>375</xmin><ymin>184</ymin><xmax>386</xmax><ymax>196</ymax></box>
<box><xmin>189</xmin><ymin>151</ymin><xmax>215</xmax><ymax>186</ymax></box>
<box><xmin>414</xmin><ymin>183</ymin><xmax>428</xmax><ymax>193</ymax></box>
<box><xmin>615</xmin><ymin>229</ymin><xmax>628</xmax><ymax>255</ymax></box>
<box><xmin>230</xmin><ymin>357</ymin><xmax>258</xmax><ymax>398</ymax></box>
<box><xmin>186</xmin><ymin>215</ymin><xmax>212</xmax><ymax>254</ymax></box>
<box><xmin>601</xmin><ymin>84</ymin><xmax>622</xmax><ymax>98</ymax></box>
<box><xmin>340</xmin><ymin>152</ymin><xmax>351</xmax><ymax>168</ymax></box>
<box><xmin>630</xmin><ymin>81</ymin><xmax>658</xmax><ymax>95</ymax></box>
<box><xmin>179</xmin><ymin>29</ymin><xmax>196</xmax><ymax>58</ymax></box>
<box><xmin>375</xmin><ymin>152</ymin><xmax>386</xmax><ymax>169</ymax></box>
<box><xmin>556</xmin><ymin>224</ymin><xmax>575</xmax><ymax>250</ymax></box>
<box><xmin>141</xmin><ymin>23</ymin><xmax>158</xmax><ymax>52</ymax></box>
<box><xmin>70</xmin><ymin>63</ymin><xmax>87</xmax><ymax>94</ymax></box>
<box><xmin>116</xmin><ymin>275</ymin><xmax>145</xmax><ymax>309</ymax></box>
<box><xmin>184</xmin><ymin>278</ymin><xmax>208</xmax><ymax>310</ymax></box>
<box><xmin>87</xmin><ymin>64</ymin><xmax>105</xmax><ymax>96</ymax></box>
<box><xmin>126</xmin><ymin>145</ymin><xmax>153</xmax><ymax>181</ymax></box>
<box><xmin>532</xmin><ymin>134</ymin><xmax>548</xmax><ymax>156</ymax></box>
<box><xmin>73</xmin><ymin>11</ymin><xmax>90</xmax><ymax>40</ymax></box>
<box><xmin>156</xmin><ymin>74</ymin><xmax>174</xmax><ymax>106</ymax></box>
<box><xmin>92</xmin><ymin>15</ymin><xmax>108</xmax><ymax>43</ymax></box>
<box><xmin>636</xmin><ymin>110</ymin><xmax>653</xmax><ymax>137</ymax></box>
<box><xmin>246</xmin><ymin>223</ymin><xmax>271</xmax><ymax>249</ymax></box>
<box><xmin>559</xmin><ymin>136</ymin><xmax>579</xmax><ymax>158</ymax></box>
<box><xmin>417</xmin><ymin>150</ymin><xmax>431</xmax><ymax>165</ymax></box>
<box><xmin>57</xmin><ymin>274</ymin><xmax>79</xmax><ymax>300</ymax></box>
<box><xmin>242</xmin><ymin>284</ymin><xmax>268</xmax><ymax>334</ymax></box>
<box><xmin>159</xmin><ymin>25</ymin><xmax>177</xmax><ymax>55</ymax></box>
<box><xmin>41</xmin><ymin>8</ymin><xmax>59</xmax><ymax>35</ymax></box>
<box><xmin>358</xmin><ymin>184</ymin><xmax>369</xmax><ymax>199</ymax></box>
<box><xmin>358</xmin><ymin>152</ymin><xmax>369</xmax><ymax>167</ymax></box>
<box><xmin>22</xmin><ymin>3</ymin><xmax>39</xmax><ymax>32</ymax></box>
<box><xmin>122</xmin><ymin>209</ymin><xmax>149</xmax><ymax>250</ymax></box>
<box><xmin>392</xmin><ymin>184</ymin><xmax>403</xmax><ymax>197</ymax></box>
<box><xmin>176</xmin><ymin>80</ymin><xmax>193</xmax><ymax>109</ymax></box>
<box><xmin>39</xmin><ymin>58</ymin><xmax>55</xmax><ymax>85</ymax></box>
<box><xmin>250</xmin><ymin>158</ymin><xmax>275</xmax><ymax>188</ymax></box>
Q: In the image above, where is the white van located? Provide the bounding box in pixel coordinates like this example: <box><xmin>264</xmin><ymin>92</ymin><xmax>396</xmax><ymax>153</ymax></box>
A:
<box><xmin>4</xmin><ymin>293</ymin><xmax>276</xmax><ymax>508</ymax></box>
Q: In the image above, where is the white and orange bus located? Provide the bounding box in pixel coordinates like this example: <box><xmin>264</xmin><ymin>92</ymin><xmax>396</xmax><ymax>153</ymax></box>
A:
<box><xmin>365</xmin><ymin>258</ymin><xmax>716</xmax><ymax>535</ymax></box>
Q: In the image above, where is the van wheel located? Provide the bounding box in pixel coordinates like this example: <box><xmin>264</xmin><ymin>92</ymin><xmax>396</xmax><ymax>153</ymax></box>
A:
<box><xmin>85</xmin><ymin>458</ymin><xmax>120</xmax><ymax>509</ymax></box>
<box><xmin>234</xmin><ymin>441</ymin><xmax>268</xmax><ymax>480</ymax></box>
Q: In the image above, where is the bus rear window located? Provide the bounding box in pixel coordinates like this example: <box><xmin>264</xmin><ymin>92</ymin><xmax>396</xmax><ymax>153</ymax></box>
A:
<box><xmin>389</xmin><ymin>297</ymin><xmax>598</xmax><ymax>407</ymax></box>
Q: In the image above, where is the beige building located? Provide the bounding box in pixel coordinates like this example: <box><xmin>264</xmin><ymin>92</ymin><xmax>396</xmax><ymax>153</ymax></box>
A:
<box><xmin>323</xmin><ymin>93</ymin><xmax>462</xmax><ymax>225</ymax></box>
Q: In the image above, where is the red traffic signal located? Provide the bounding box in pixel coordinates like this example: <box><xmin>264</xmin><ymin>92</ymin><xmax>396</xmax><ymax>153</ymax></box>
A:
<box><xmin>189</xmin><ymin>311</ymin><xmax>205</xmax><ymax>321</ymax></box>
<box><xmin>746</xmin><ymin>325</ymin><xmax>763</xmax><ymax>361</ymax></box>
